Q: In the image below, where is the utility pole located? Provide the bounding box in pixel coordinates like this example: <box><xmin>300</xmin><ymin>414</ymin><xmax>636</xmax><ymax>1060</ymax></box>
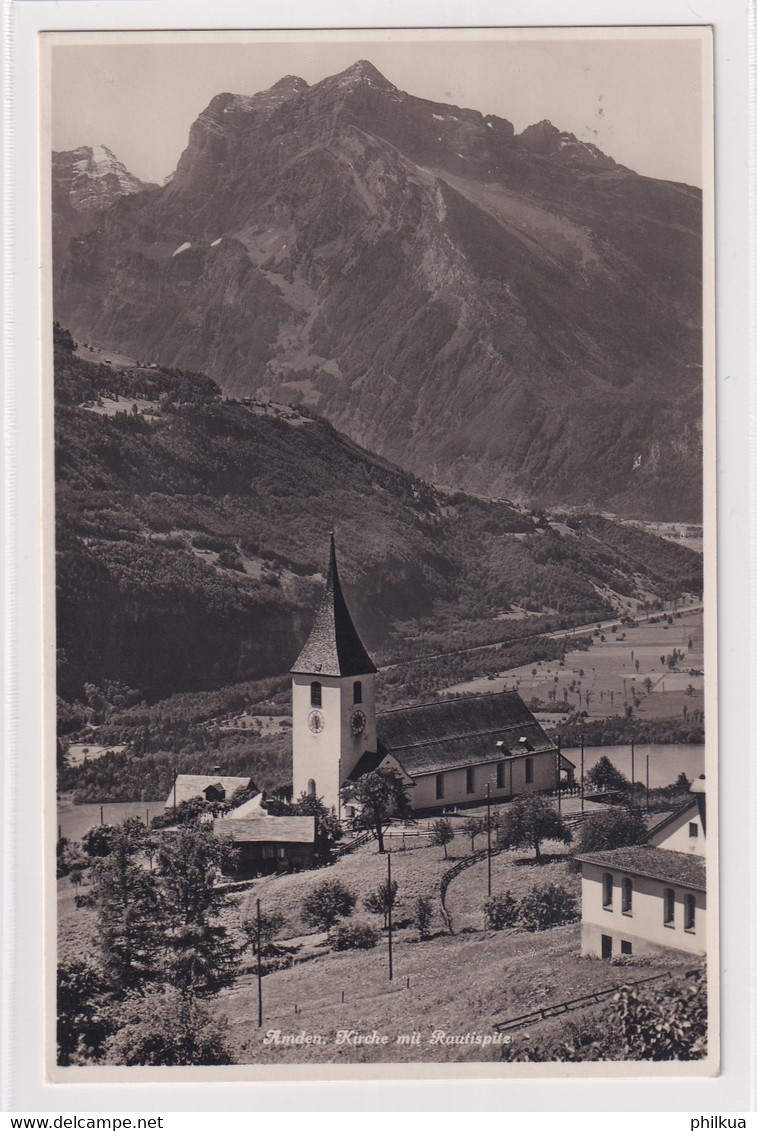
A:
<box><xmin>337</xmin><ymin>758</ymin><xmax>342</xmax><ymax>822</ymax></box>
<box><xmin>631</xmin><ymin>741</ymin><xmax>635</xmax><ymax>791</ymax></box>
<box><xmin>173</xmin><ymin>767</ymin><xmax>178</xmax><ymax>814</ymax></box>
<box><xmin>580</xmin><ymin>733</ymin><xmax>584</xmax><ymax>813</ymax></box>
<box><xmin>256</xmin><ymin>898</ymin><xmax>263</xmax><ymax>1027</ymax></box>
<box><xmin>556</xmin><ymin>736</ymin><xmax>562</xmax><ymax>817</ymax></box>
<box><xmin>646</xmin><ymin>754</ymin><xmax>650</xmax><ymax>812</ymax></box>
<box><xmin>486</xmin><ymin>782</ymin><xmax>492</xmax><ymax>897</ymax></box>
<box><xmin>387</xmin><ymin>853</ymin><xmax>393</xmax><ymax>981</ymax></box>
<box><xmin>99</xmin><ymin>805</ymin><xmax>104</xmax><ymax>827</ymax></box>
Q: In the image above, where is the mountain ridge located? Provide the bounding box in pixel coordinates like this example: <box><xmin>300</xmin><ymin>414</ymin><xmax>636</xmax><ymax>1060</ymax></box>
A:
<box><xmin>53</xmin><ymin>61</ymin><xmax>703</xmax><ymax>520</ymax></box>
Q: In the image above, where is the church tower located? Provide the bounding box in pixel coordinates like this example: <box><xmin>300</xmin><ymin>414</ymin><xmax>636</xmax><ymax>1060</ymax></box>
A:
<box><xmin>290</xmin><ymin>534</ymin><xmax>377</xmax><ymax>814</ymax></box>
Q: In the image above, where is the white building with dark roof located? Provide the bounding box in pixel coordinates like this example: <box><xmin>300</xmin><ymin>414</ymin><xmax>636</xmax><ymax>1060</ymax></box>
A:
<box><xmin>575</xmin><ymin>779</ymin><xmax>707</xmax><ymax>959</ymax></box>
<box><xmin>291</xmin><ymin>535</ymin><xmax>574</xmax><ymax>813</ymax></box>
<box><xmin>163</xmin><ymin>773</ymin><xmax>255</xmax><ymax>812</ymax></box>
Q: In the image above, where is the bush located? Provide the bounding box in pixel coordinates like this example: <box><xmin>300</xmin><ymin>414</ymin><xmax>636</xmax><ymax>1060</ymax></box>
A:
<box><xmin>485</xmin><ymin>892</ymin><xmax>519</xmax><ymax>930</ymax></box>
<box><xmin>517</xmin><ymin>883</ymin><xmax>578</xmax><ymax>931</ymax></box>
<box><xmin>329</xmin><ymin>922</ymin><xmax>380</xmax><ymax>951</ymax></box>
<box><xmin>414</xmin><ymin>896</ymin><xmax>434</xmax><ymax>940</ymax></box>
<box><xmin>571</xmin><ymin>807</ymin><xmax>648</xmax><ymax>869</ymax></box>
<box><xmin>301</xmin><ymin>878</ymin><xmax>357</xmax><ymax>931</ymax></box>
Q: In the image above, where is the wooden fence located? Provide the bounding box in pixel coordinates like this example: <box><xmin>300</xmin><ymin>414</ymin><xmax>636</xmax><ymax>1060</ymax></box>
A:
<box><xmin>492</xmin><ymin>969</ymin><xmax>674</xmax><ymax>1034</ymax></box>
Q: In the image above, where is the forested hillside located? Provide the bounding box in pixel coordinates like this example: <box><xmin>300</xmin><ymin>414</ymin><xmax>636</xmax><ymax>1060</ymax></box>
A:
<box><xmin>55</xmin><ymin>330</ymin><xmax>702</xmax><ymax>714</ymax></box>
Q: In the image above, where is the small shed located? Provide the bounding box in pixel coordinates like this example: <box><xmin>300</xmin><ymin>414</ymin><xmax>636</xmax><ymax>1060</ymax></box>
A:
<box><xmin>215</xmin><ymin>815</ymin><xmax>316</xmax><ymax>876</ymax></box>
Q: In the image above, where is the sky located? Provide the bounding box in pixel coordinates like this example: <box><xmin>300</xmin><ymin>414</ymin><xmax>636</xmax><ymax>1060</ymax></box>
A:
<box><xmin>46</xmin><ymin>29</ymin><xmax>708</xmax><ymax>188</ymax></box>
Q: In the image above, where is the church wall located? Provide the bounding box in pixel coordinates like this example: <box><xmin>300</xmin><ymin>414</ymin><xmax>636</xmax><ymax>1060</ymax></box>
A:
<box><xmin>410</xmin><ymin>749</ymin><xmax>558</xmax><ymax>810</ymax></box>
<box><xmin>291</xmin><ymin>674</ymin><xmax>343</xmax><ymax>811</ymax></box>
<box><xmin>292</xmin><ymin>671</ymin><xmax>377</xmax><ymax>814</ymax></box>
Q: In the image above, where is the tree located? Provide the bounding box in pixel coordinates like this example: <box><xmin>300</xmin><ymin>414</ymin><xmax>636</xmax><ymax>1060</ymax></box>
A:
<box><xmin>57</xmin><ymin>959</ymin><xmax>114</xmax><ymax>1066</ymax></box>
<box><xmin>340</xmin><ymin>766</ymin><xmax>413</xmax><ymax>853</ymax></box>
<box><xmin>81</xmin><ymin>824</ymin><xmax>118</xmax><ymax>857</ymax></box>
<box><xmin>573</xmin><ymin>807</ymin><xmax>648</xmax><ymax>864</ymax></box>
<box><xmin>154</xmin><ymin>824</ymin><xmax>244</xmax><ymax>995</ymax></box>
<box><xmin>429</xmin><ymin>817</ymin><xmax>455</xmax><ymax>859</ymax></box>
<box><xmin>104</xmin><ymin>986</ymin><xmax>232</xmax><ymax>1066</ymax></box>
<box><xmin>461</xmin><ymin>815</ymin><xmax>485</xmax><ymax>853</ymax></box>
<box><xmin>243</xmin><ymin>909</ymin><xmax>287</xmax><ymax>955</ymax></box>
<box><xmin>89</xmin><ymin>821</ymin><xmax>162</xmax><ymax>993</ymax></box>
<box><xmin>363</xmin><ymin>879</ymin><xmax>399</xmax><ymax>928</ymax></box>
<box><xmin>414</xmin><ymin>896</ymin><xmax>434</xmax><ymax>940</ymax></box>
<box><xmin>586</xmin><ymin>755</ymin><xmax>630</xmax><ymax>794</ymax></box>
<box><xmin>292</xmin><ymin>791</ymin><xmax>343</xmax><ymax>855</ymax></box>
<box><xmin>301</xmin><ymin>878</ymin><xmax>357</xmax><ymax>931</ymax></box>
<box><xmin>497</xmin><ymin>795</ymin><xmax>572</xmax><ymax>861</ymax></box>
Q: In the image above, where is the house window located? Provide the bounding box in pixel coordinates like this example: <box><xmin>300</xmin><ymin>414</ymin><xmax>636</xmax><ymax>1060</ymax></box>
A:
<box><xmin>310</xmin><ymin>681</ymin><xmax>322</xmax><ymax>707</ymax></box>
<box><xmin>353</xmin><ymin>681</ymin><xmax>362</xmax><ymax>705</ymax></box>
<box><xmin>664</xmin><ymin>888</ymin><xmax>675</xmax><ymax>927</ymax></box>
<box><xmin>278</xmin><ymin>847</ymin><xmax>286</xmax><ymax>860</ymax></box>
<box><xmin>307</xmin><ymin>778</ymin><xmax>316</xmax><ymax>797</ymax></box>
<box><xmin>620</xmin><ymin>940</ymin><xmax>632</xmax><ymax>956</ymax></box>
<box><xmin>684</xmin><ymin>893</ymin><xmax>696</xmax><ymax>932</ymax></box>
<box><xmin>602</xmin><ymin>873</ymin><xmax>613</xmax><ymax>910</ymax></box>
<box><xmin>689</xmin><ymin>822</ymin><xmax>698</xmax><ymax>838</ymax></box>
<box><xmin>496</xmin><ymin>762</ymin><xmax>505</xmax><ymax>789</ymax></box>
<box><xmin>622</xmin><ymin>877</ymin><xmax>633</xmax><ymax>915</ymax></box>
<box><xmin>525</xmin><ymin>757</ymin><xmax>534</xmax><ymax>784</ymax></box>
<box><xmin>436</xmin><ymin>773</ymin><xmax>445</xmax><ymax>800</ymax></box>
<box><xmin>466</xmin><ymin>767</ymin><xmax>475</xmax><ymax>794</ymax></box>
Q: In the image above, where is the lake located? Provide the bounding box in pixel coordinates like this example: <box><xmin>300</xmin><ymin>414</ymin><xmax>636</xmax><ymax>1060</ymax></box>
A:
<box><xmin>564</xmin><ymin>743</ymin><xmax>705</xmax><ymax>788</ymax></box>
<box><xmin>56</xmin><ymin>798</ymin><xmax>165</xmax><ymax>842</ymax></box>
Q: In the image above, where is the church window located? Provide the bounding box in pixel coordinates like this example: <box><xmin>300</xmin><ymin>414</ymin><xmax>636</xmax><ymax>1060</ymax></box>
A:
<box><xmin>310</xmin><ymin>681</ymin><xmax>322</xmax><ymax>707</ymax></box>
<box><xmin>496</xmin><ymin>762</ymin><xmax>505</xmax><ymax>789</ymax></box>
<box><xmin>435</xmin><ymin>773</ymin><xmax>445</xmax><ymax>800</ymax></box>
<box><xmin>466</xmin><ymin>767</ymin><xmax>475</xmax><ymax>794</ymax></box>
<box><xmin>307</xmin><ymin>778</ymin><xmax>316</xmax><ymax>798</ymax></box>
<box><xmin>353</xmin><ymin>681</ymin><xmax>362</xmax><ymax>705</ymax></box>
<box><xmin>684</xmin><ymin>894</ymin><xmax>696</xmax><ymax>932</ymax></box>
<box><xmin>525</xmin><ymin>757</ymin><xmax>534</xmax><ymax>784</ymax></box>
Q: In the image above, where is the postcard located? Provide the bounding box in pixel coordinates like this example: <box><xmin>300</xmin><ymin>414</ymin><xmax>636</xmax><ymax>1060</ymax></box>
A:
<box><xmin>36</xmin><ymin>22</ymin><xmax>721</xmax><ymax>1086</ymax></box>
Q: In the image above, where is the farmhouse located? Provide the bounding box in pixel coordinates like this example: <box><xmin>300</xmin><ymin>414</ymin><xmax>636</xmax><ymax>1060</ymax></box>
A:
<box><xmin>215</xmin><ymin>814</ymin><xmax>316</xmax><ymax>876</ymax></box>
<box><xmin>291</xmin><ymin>535</ymin><xmax>574</xmax><ymax>814</ymax></box>
<box><xmin>575</xmin><ymin>778</ymin><xmax>706</xmax><ymax>959</ymax></box>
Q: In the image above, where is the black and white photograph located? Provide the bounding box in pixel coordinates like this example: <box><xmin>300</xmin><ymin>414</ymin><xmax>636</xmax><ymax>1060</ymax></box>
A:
<box><xmin>44</xmin><ymin>26</ymin><xmax>716</xmax><ymax>1079</ymax></box>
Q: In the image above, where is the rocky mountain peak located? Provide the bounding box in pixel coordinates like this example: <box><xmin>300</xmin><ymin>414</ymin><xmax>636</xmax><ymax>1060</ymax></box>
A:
<box><xmin>270</xmin><ymin>74</ymin><xmax>309</xmax><ymax>93</ymax></box>
<box><xmin>53</xmin><ymin>64</ymin><xmax>702</xmax><ymax>520</ymax></box>
<box><xmin>318</xmin><ymin>59</ymin><xmax>399</xmax><ymax>93</ymax></box>
<box><xmin>52</xmin><ymin>144</ymin><xmax>155</xmax><ymax>213</ymax></box>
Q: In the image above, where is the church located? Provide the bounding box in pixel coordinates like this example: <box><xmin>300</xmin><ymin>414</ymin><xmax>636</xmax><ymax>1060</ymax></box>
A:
<box><xmin>291</xmin><ymin>536</ymin><xmax>574</xmax><ymax>815</ymax></box>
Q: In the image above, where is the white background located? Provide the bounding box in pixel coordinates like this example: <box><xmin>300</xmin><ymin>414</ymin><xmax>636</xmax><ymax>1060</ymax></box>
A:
<box><xmin>1</xmin><ymin>0</ymin><xmax>753</xmax><ymax>1113</ymax></box>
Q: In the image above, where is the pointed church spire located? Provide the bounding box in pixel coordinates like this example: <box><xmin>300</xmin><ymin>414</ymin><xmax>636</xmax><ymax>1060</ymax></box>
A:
<box><xmin>290</xmin><ymin>534</ymin><xmax>377</xmax><ymax>677</ymax></box>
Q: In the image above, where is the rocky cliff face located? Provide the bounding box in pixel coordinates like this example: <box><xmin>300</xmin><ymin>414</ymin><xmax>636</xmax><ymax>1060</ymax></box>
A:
<box><xmin>52</xmin><ymin>145</ymin><xmax>157</xmax><ymax>291</ymax></box>
<box><xmin>54</xmin><ymin>62</ymin><xmax>703</xmax><ymax>520</ymax></box>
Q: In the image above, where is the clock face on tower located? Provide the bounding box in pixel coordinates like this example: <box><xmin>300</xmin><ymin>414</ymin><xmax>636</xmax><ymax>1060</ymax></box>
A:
<box><xmin>350</xmin><ymin>709</ymin><xmax>366</xmax><ymax>736</ymax></box>
<box><xmin>308</xmin><ymin>710</ymin><xmax>325</xmax><ymax>734</ymax></box>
